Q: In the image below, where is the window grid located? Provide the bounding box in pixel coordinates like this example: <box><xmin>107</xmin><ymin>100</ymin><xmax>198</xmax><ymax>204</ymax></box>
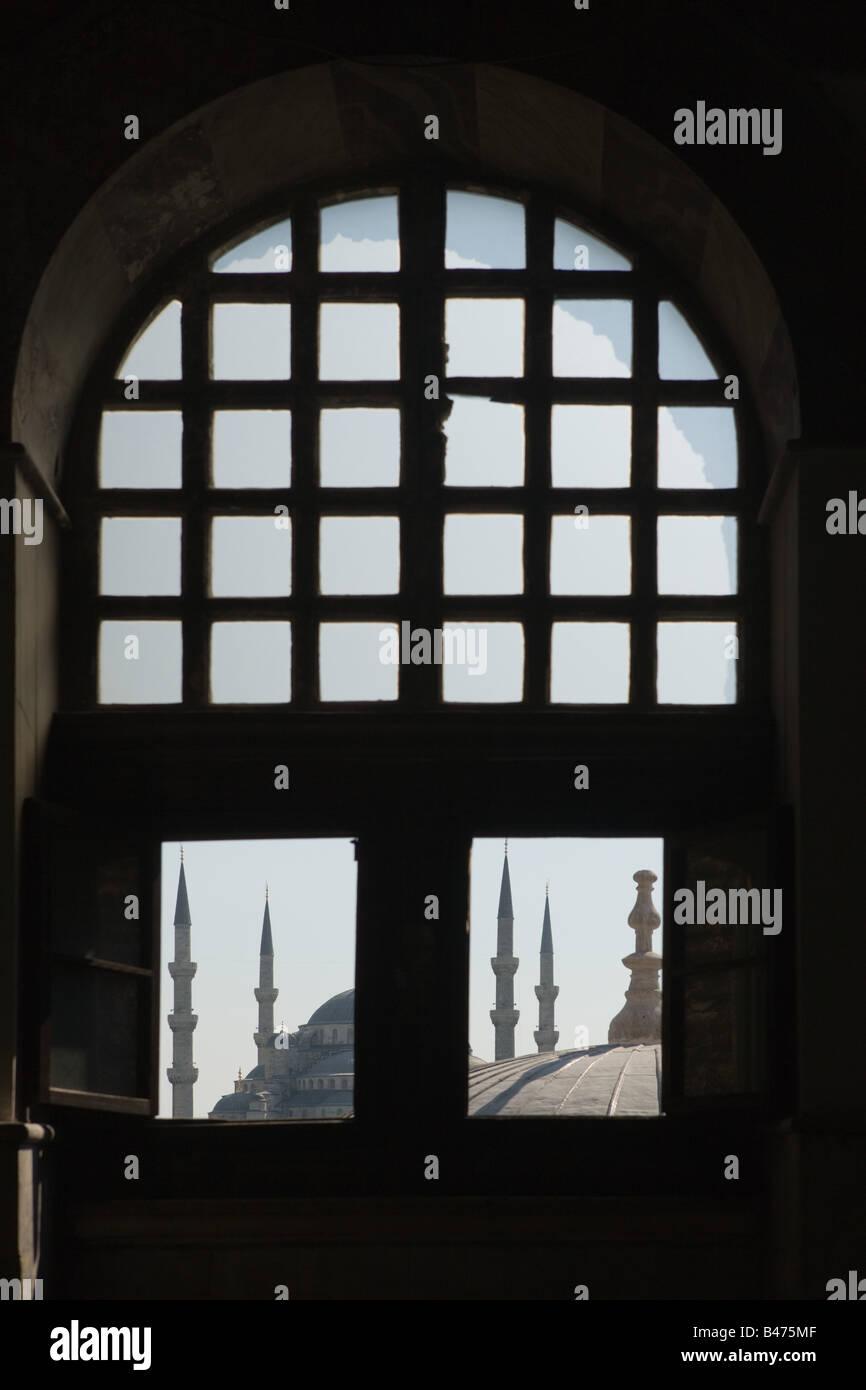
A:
<box><xmin>80</xmin><ymin>180</ymin><xmax>751</xmax><ymax>711</ymax></box>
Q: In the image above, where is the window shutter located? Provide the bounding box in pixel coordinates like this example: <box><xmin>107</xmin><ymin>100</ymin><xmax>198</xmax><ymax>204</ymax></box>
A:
<box><xmin>662</xmin><ymin>809</ymin><xmax>792</xmax><ymax>1114</ymax></box>
<box><xmin>22</xmin><ymin>800</ymin><xmax>159</xmax><ymax>1113</ymax></box>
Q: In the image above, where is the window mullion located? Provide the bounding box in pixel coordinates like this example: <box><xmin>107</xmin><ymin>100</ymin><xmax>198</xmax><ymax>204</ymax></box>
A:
<box><xmin>181</xmin><ymin>289</ymin><xmax>209</xmax><ymax>708</ymax></box>
<box><xmin>400</xmin><ymin>175</ymin><xmax>445</xmax><ymax>708</ymax></box>
<box><xmin>290</xmin><ymin>197</ymin><xmax>320</xmax><ymax>708</ymax></box>
<box><xmin>630</xmin><ymin>284</ymin><xmax>659</xmax><ymax>709</ymax></box>
<box><xmin>525</xmin><ymin>197</ymin><xmax>553</xmax><ymax>708</ymax></box>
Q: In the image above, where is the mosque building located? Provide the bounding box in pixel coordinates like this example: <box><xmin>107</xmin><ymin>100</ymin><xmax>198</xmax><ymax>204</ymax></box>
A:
<box><xmin>167</xmin><ymin>846</ymin><xmax>663</xmax><ymax>1121</ymax></box>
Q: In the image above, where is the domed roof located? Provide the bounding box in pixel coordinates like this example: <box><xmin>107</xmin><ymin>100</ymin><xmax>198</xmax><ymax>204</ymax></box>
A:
<box><xmin>305</xmin><ymin>1049</ymin><xmax>354</xmax><ymax>1077</ymax></box>
<box><xmin>210</xmin><ymin>1092</ymin><xmax>260</xmax><ymax>1115</ymax></box>
<box><xmin>467</xmin><ymin>1043</ymin><xmax>661</xmax><ymax>1117</ymax></box>
<box><xmin>306</xmin><ymin>989</ymin><xmax>354</xmax><ymax>1025</ymax></box>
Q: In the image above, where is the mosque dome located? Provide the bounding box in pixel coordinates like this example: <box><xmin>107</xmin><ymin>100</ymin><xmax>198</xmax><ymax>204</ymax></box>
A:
<box><xmin>306</xmin><ymin>989</ymin><xmax>354</xmax><ymax>1026</ymax></box>
<box><xmin>305</xmin><ymin>1049</ymin><xmax>353</xmax><ymax>1076</ymax></box>
<box><xmin>468</xmin><ymin>1043</ymin><xmax>661</xmax><ymax>1117</ymax></box>
<box><xmin>210</xmin><ymin>1091</ymin><xmax>262</xmax><ymax>1115</ymax></box>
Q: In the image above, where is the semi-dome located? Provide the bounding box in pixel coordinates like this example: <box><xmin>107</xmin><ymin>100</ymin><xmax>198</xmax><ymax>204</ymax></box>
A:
<box><xmin>210</xmin><ymin>1091</ymin><xmax>262</xmax><ymax>1115</ymax></box>
<box><xmin>305</xmin><ymin>1049</ymin><xmax>353</xmax><ymax>1077</ymax></box>
<box><xmin>306</xmin><ymin>989</ymin><xmax>354</xmax><ymax>1025</ymax></box>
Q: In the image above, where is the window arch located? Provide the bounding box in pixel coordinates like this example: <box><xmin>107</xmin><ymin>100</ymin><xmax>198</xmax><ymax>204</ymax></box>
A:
<box><xmin>67</xmin><ymin>178</ymin><xmax>757</xmax><ymax>715</ymax></box>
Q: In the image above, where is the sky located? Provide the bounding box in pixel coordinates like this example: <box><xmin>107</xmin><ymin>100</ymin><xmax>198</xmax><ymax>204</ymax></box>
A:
<box><xmin>98</xmin><ymin>189</ymin><xmax>739</xmax><ymax>707</ymax></box>
<box><xmin>159</xmin><ymin>834</ymin><xmax>663</xmax><ymax>1117</ymax></box>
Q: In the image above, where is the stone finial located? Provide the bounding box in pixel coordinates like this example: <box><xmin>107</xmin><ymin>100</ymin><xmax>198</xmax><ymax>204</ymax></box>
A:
<box><xmin>608</xmin><ymin>869</ymin><xmax>662</xmax><ymax>1045</ymax></box>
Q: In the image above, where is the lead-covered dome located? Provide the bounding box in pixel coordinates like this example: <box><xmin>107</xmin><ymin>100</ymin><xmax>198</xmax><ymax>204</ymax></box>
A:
<box><xmin>306</xmin><ymin>989</ymin><xmax>354</xmax><ymax>1026</ymax></box>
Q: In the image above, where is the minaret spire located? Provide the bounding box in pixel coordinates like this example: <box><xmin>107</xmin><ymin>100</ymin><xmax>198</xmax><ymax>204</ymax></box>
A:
<box><xmin>608</xmin><ymin>870</ymin><xmax>662</xmax><ymax>1044</ymax></box>
<box><xmin>490</xmin><ymin>843</ymin><xmax>519</xmax><ymax>1059</ymax></box>
<box><xmin>254</xmin><ymin>889</ymin><xmax>279</xmax><ymax>1075</ymax></box>
<box><xmin>533</xmin><ymin>887</ymin><xmax>559</xmax><ymax>1053</ymax></box>
<box><xmin>166</xmin><ymin>851</ymin><xmax>198</xmax><ymax>1117</ymax></box>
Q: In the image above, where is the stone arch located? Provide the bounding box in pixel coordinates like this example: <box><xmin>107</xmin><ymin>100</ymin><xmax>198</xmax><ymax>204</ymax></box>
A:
<box><xmin>13</xmin><ymin>62</ymin><xmax>797</xmax><ymax>489</ymax></box>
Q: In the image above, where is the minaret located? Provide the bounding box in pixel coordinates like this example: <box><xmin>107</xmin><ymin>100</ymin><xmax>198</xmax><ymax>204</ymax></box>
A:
<box><xmin>490</xmin><ymin>841</ymin><xmax>519</xmax><ymax>1060</ymax></box>
<box><xmin>253</xmin><ymin>885</ymin><xmax>278</xmax><ymax>1076</ymax></box>
<box><xmin>608</xmin><ymin>870</ymin><xmax>662</xmax><ymax>1044</ymax></box>
<box><xmin>533</xmin><ymin>885</ymin><xmax>559</xmax><ymax>1053</ymax></box>
<box><xmin>166</xmin><ymin>849</ymin><xmax>198</xmax><ymax>1117</ymax></box>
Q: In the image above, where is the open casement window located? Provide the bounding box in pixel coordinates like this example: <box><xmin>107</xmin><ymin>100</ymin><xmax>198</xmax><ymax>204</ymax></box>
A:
<box><xmin>662</xmin><ymin>811</ymin><xmax>793</xmax><ymax>1114</ymax></box>
<box><xmin>22</xmin><ymin>801</ymin><xmax>160</xmax><ymax>1114</ymax></box>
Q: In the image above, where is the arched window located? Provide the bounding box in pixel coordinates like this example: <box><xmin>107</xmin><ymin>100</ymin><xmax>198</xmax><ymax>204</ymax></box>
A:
<box><xmin>32</xmin><ymin>105</ymin><xmax>780</xmax><ymax>1131</ymax></box>
<box><xmin>66</xmin><ymin>181</ymin><xmax>755</xmax><ymax>714</ymax></box>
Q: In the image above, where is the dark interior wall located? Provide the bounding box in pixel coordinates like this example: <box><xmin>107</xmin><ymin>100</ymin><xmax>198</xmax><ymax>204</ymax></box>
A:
<box><xmin>1</xmin><ymin>0</ymin><xmax>863</xmax><ymax>445</ymax></box>
<box><xmin>1</xmin><ymin>0</ymin><xmax>864</xmax><ymax>1300</ymax></box>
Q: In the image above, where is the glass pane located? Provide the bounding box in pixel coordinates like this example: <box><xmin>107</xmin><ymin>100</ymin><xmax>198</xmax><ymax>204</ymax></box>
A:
<box><xmin>210</xmin><ymin>622</ymin><xmax>291</xmax><ymax>702</ymax></box>
<box><xmin>444</xmin><ymin>396</ymin><xmax>524</xmax><ymax>486</ymax></box>
<box><xmin>553</xmin><ymin>300</ymin><xmax>632</xmax><ymax>376</ymax></box>
<box><xmin>444</xmin><ymin>515</ymin><xmax>523</xmax><ymax>594</ymax></box>
<box><xmin>658</xmin><ymin>407</ymin><xmax>737</xmax><ymax>488</ymax></box>
<box><xmin>681</xmin><ymin>836</ymin><xmax>772</xmax><ymax>968</ymax></box>
<box><xmin>50</xmin><ymin>844</ymin><xmax>148</xmax><ymax>968</ymax></box>
<box><xmin>444</xmin><ymin>299</ymin><xmax>524</xmax><ymax>377</ymax></box>
<box><xmin>116</xmin><ymin>300</ymin><xmax>182</xmax><ymax>380</ymax></box>
<box><xmin>100</xmin><ymin>518</ymin><xmax>181</xmax><ymax>595</ymax></box>
<box><xmin>320</xmin><ymin>195</ymin><xmax>399</xmax><ymax>272</ymax></box>
<box><xmin>320</xmin><ymin>408</ymin><xmax>400</xmax><ymax>487</ymax></box>
<box><xmin>51</xmin><ymin>962</ymin><xmax>148</xmax><ymax>1097</ymax></box>
<box><xmin>658</xmin><ymin>301</ymin><xmax>716</xmax><ymax>378</ymax></box>
<box><xmin>100</xmin><ymin>412</ymin><xmax>182</xmax><ymax>489</ymax></box>
<box><xmin>657</xmin><ymin>621</ymin><xmax>738</xmax><ymax>704</ymax></box>
<box><xmin>211</xmin><ymin>516</ymin><xmax>292</xmax><ymax>596</ymax></box>
<box><xmin>320</xmin><ymin>623</ymin><xmax>399</xmax><ymax>700</ymax></box>
<box><xmin>683</xmin><ymin>965</ymin><xmax>766</xmax><ymax>1096</ymax></box>
<box><xmin>319</xmin><ymin>303</ymin><xmax>400</xmax><ymax>380</ymax></box>
<box><xmin>657</xmin><ymin>516</ymin><xmax>737</xmax><ymax>595</ymax></box>
<box><xmin>99</xmin><ymin>621</ymin><xmax>182</xmax><ymax>704</ymax></box>
<box><xmin>445</xmin><ymin>191</ymin><xmax>525</xmax><ymax>269</ymax></box>
<box><xmin>319</xmin><ymin>517</ymin><xmax>400</xmax><ymax>594</ymax></box>
<box><xmin>211</xmin><ymin>304</ymin><xmax>291</xmax><ymax>379</ymax></box>
<box><xmin>551</xmin><ymin>405</ymin><xmax>631</xmax><ymax>487</ymax></box>
<box><xmin>553</xmin><ymin>218</ymin><xmax>631</xmax><ymax>271</ymax></box>
<box><xmin>550</xmin><ymin>515</ymin><xmax>631</xmax><ymax>594</ymax></box>
<box><xmin>551</xmin><ymin>622</ymin><xmax>630</xmax><ymax>702</ymax></box>
<box><xmin>211</xmin><ymin>217</ymin><xmax>292</xmax><ymax>272</ymax></box>
<box><xmin>212</xmin><ymin>411</ymin><xmax>291</xmax><ymax>488</ymax></box>
<box><xmin>442</xmin><ymin>623</ymin><xmax>524</xmax><ymax>702</ymax></box>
